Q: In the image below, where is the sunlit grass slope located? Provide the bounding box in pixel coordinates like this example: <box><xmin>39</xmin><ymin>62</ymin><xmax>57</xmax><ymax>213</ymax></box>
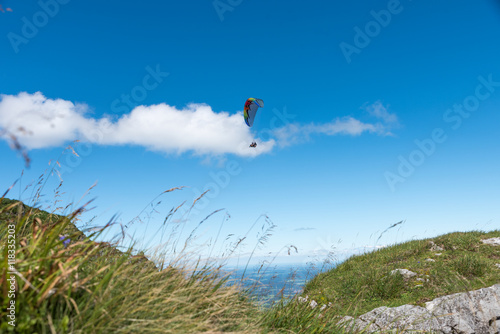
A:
<box><xmin>0</xmin><ymin>198</ymin><xmax>261</xmax><ymax>333</ymax></box>
<box><xmin>262</xmin><ymin>230</ymin><xmax>500</xmax><ymax>333</ymax></box>
<box><xmin>3</xmin><ymin>194</ymin><xmax>500</xmax><ymax>334</ymax></box>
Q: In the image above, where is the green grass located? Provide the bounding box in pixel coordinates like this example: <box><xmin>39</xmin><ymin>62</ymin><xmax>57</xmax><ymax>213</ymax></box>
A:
<box><xmin>2</xmin><ymin>192</ymin><xmax>500</xmax><ymax>333</ymax></box>
<box><xmin>261</xmin><ymin>230</ymin><xmax>500</xmax><ymax>333</ymax></box>
<box><xmin>0</xmin><ymin>197</ymin><xmax>262</xmax><ymax>333</ymax></box>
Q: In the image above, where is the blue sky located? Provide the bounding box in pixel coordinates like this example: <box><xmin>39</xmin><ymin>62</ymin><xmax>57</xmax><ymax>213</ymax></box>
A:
<box><xmin>1</xmin><ymin>0</ymin><xmax>500</xmax><ymax>265</ymax></box>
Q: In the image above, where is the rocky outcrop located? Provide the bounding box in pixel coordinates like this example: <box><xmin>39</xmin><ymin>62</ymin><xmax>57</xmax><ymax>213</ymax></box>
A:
<box><xmin>482</xmin><ymin>238</ymin><xmax>500</xmax><ymax>246</ymax></box>
<box><xmin>429</xmin><ymin>241</ymin><xmax>445</xmax><ymax>252</ymax></box>
<box><xmin>340</xmin><ymin>284</ymin><xmax>500</xmax><ymax>333</ymax></box>
<box><xmin>390</xmin><ymin>269</ymin><xmax>417</xmax><ymax>279</ymax></box>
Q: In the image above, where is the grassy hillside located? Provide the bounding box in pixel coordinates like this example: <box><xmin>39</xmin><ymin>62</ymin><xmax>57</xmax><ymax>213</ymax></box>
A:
<box><xmin>263</xmin><ymin>230</ymin><xmax>500</xmax><ymax>333</ymax></box>
<box><xmin>0</xmin><ymin>198</ymin><xmax>262</xmax><ymax>333</ymax></box>
<box><xmin>2</xmin><ymin>195</ymin><xmax>500</xmax><ymax>333</ymax></box>
<box><xmin>305</xmin><ymin>230</ymin><xmax>500</xmax><ymax>314</ymax></box>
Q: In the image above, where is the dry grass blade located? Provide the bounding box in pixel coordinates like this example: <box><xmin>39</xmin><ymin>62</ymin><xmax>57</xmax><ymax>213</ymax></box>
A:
<box><xmin>376</xmin><ymin>220</ymin><xmax>405</xmax><ymax>245</ymax></box>
<box><xmin>68</xmin><ymin>145</ymin><xmax>79</xmax><ymax>157</ymax></box>
<box><xmin>2</xmin><ymin>179</ymin><xmax>18</xmax><ymax>199</ymax></box>
<box><xmin>163</xmin><ymin>186</ymin><xmax>185</xmax><ymax>194</ymax></box>
<box><xmin>47</xmin><ymin>313</ymin><xmax>57</xmax><ymax>334</ymax></box>
<box><xmin>193</xmin><ymin>190</ymin><xmax>209</xmax><ymax>206</ymax></box>
<box><xmin>6</xmin><ymin>133</ymin><xmax>31</xmax><ymax>167</ymax></box>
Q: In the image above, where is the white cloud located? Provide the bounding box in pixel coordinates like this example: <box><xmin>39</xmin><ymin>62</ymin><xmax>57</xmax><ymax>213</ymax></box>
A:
<box><xmin>0</xmin><ymin>92</ymin><xmax>94</xmax><ymax>149</ymax></box>
<box><xmin>0</xmin><ymin>92</ymin><xmax>398</xmax><ymax>158</ymax></box>
<box><xmin>0</xmin><ymin>92</ymin><xmax>274</xmax><ymax>157</ymax></box>
<box><xmin>98</xmin><ymin>103</ymin><xmax>275</xmax><ymax>157</ymax></box>
<box><xmin>273</xmin><ymin>117</ymin><xmax>387</xmax><ymax>148</ymax></box>
<box><xmin>364</xmin><ymin>101</ymin><xmax>399</xmax><ymax>125</ymax></box>
<box><xmin>272</xmin><ymin>101</ymin><xmax>399</xmax><ymax>147</ymax></box>
<box><xmin>294</xmin><ymin>227</ymin><xmax>316</xmax><ymax>231</ymax></box>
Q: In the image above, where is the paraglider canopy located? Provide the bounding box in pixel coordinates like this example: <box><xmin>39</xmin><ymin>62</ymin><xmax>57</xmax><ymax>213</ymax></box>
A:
<box><xmin>244</xmin><ymin>98</ymin><xmax>264</xmax><ymax>127</ymax></box>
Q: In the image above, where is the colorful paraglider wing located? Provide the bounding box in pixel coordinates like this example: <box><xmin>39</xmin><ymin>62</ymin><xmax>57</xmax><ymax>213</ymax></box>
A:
<box><xmin>244</xmin><ymin>98</ymin><xmax>254</xmax><ymax>126</ymax></box>
<box><xmin>243</xmin><ymin>98</ymin><xmax>263</xmax><ymax>127</ymax></box>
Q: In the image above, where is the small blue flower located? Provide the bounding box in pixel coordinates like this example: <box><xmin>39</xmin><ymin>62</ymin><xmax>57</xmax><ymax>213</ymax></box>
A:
<box><xmin>59</xmin><ymin>235</ymin><xmax>70</xmax><ymax>248</ymax></box>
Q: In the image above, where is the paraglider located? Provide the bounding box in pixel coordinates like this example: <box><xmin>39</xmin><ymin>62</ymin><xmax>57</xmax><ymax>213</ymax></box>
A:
<box><xmin>243</xmin><ymin>98</ymin><xmax>264</xmax><ymax>148</ymax></box>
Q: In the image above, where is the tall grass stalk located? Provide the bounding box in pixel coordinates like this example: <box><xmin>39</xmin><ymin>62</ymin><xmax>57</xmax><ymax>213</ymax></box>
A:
<box><xmin>0</xmin><ymin>175</ymin><xmax>264</xmax><ymax>333</ymax></box>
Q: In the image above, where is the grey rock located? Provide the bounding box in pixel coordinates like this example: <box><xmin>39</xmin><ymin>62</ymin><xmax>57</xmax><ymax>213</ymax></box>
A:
<box><xmin>338</xmin><ymin>315</ymin><xmax>355</xmax><ymax>327</ymax></box>
<box><xmin>339</xmin><ymin>284</ymin><xmax>500</xmax><ymax>333</ymax></box>
<box><xmin>390</xmin><ymin>269</ymin><xmax>417</xmax><ymax>279</ymax></box>
<box><xmin>482</xmin><ymin>238</ymin><xmax>500</xmax><ymax>246</ymax></box>
<box><xmin>430</xmin><ymin>241</ymin><xmax>445</xmax><ymax>252</ymax></box>
<box><xmin>352</xmin><ymin>304</ymin><xmax>441</xmax><ymax>332</ymax></box>
<box><xmin>425</xmin><ymin>284</ymin><xmax>500</xmax><ymax>333</ymax></box>
<box><xmin>310</xmin><ymin>300</ymin><xmax>318</xmax><ymax>309</ymax></box>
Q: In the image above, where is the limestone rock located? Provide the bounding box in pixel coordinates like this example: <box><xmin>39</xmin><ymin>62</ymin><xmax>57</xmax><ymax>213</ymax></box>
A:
<box><xmin>425</xmin><ymin>284</ymin><xmax>500</xmax><ymax>333</ymax></box>
<box><xmin>351</xmin><ymin>304</ymin><xmax>441</xmax><ymax>332</ymax></box>
<box><xmin>482</xmin><ymin>238</ymin><xmax>500</xmax><ymax>246</ymax></box>
<box><xmin>390</xmin><ymin>269</ymin><xmax>417</xmax><ymax>279</ymax></box>
<box><xmin>339</xmin><ymin>284</ymin><xmax>500</xmax><ymax>333</ymax></box>
<box><xmin>429</xmin><ymin>241</ymin><xmax>444</xmax><ymax>251</ymax></box>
